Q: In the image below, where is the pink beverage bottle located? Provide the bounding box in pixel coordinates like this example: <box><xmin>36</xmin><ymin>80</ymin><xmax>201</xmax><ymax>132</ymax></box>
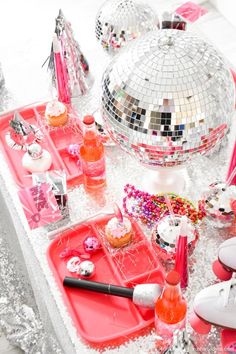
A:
<box><xmin>155</xmin><ymin>271</ymin><xmax>187</xmax><ymax>350</ymax></box>
<box><xmin>80</xmin><ymin>115</ymin><xmax>106</xmax><ymax>190</ymax></box>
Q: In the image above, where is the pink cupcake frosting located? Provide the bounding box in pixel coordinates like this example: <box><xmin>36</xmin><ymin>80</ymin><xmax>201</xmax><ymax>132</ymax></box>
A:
<box><xmin>45</xmin><ymin>100</ymin><xmax>66</xmax><ymax>117</ymax></box>
<box><xmin>105</xmin><ymin>217</ymin><xmax>132</xmax><ymax>238</ymax></box>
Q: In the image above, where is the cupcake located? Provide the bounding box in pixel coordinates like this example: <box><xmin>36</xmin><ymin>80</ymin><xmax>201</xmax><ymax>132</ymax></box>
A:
<box><xmin>45</xmin><ymin>100</ymin><xmax>68</xmax><ymax>127</ymax></box>
<box><xmin>105</xmin><ymin>217</ymin><xmax>133</xmax><ymax>248</ymax></box>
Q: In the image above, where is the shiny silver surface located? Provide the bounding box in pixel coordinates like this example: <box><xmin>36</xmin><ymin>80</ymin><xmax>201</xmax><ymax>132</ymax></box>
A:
<box><xmin>27</xmin><ymin>143</ymin><xmax>43</xmax><ymax>160</ymax></box>
<box><xmin>95</xmin><ymin>0</ymin><xmax>158</xmax><ymax>54</ymax></box>
<box><xmin>102</xmin><ymin>29</ymin><xmax>235</xmax><ymax>167</ymax></box>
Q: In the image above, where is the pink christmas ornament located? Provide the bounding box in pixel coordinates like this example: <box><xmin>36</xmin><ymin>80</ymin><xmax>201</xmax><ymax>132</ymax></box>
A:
<box><xmin>67</xmin><ymin>144</ymin><xmax>80</xmax><ymax>157</ymax></box>
<box><xmin>83</xmin><ymin>236</ymin><xmax>101</xmax><ymax>254</ymax></box>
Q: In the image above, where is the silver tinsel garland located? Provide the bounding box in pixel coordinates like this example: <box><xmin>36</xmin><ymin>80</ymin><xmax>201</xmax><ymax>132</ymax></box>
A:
<box><xmin>0</xmin><ymin>233</ymin><xmax>62</xmax><ymax>353</ymax></box>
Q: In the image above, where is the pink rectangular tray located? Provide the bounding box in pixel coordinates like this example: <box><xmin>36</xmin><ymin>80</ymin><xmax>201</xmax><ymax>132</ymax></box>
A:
<box><xmin>47</xmin><ymin>214</ymin><xmax>165</xmax><ymax>348</ymax></box>
<box><xmin>0</xmin><ymin>102</ymin><xmax>84</xmax><ymax>189</ymax></box>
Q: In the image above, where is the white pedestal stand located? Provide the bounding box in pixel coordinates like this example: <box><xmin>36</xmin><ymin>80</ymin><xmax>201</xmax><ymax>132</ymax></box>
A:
<box><xmin>142</xmin><ymin>165</ymin><xmax>187</xmax><ymax>194</ymax></box>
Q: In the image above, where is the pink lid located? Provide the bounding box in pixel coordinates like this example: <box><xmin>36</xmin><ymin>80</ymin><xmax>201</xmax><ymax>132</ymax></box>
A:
<box><xmin>166</xmin><ymin>270</ymin><xmax>180</xmax><ymax>285</ymax></box>
<box><xmin>83</xmin><ymin>115</ymin><xmax>95</xmax><ymax>125</ymax></box>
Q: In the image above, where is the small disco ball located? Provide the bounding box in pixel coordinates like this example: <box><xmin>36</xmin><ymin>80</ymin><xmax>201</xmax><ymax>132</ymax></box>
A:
<box><xmin>95</xmin><ymin>0</ymin><xmax>158</xmax><ymax>54</ymax></box>
<box><xmin>200</xmin><ymin>182</ymin><xmax>236</xmax><ymax>227</ymax></box>
<box><xmin>101</xmin><ymin>29</ymin><xmax>235</xmax><ymax>168</ymax></box>
<box><xmin>151</xmin><ymin>214</ymin><xmax>199</xmax><ymax>261</ymax></box>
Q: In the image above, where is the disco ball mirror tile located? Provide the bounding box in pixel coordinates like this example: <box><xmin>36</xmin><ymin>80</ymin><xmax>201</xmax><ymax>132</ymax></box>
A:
<box><xmin>95</xmin><ymin>0</ymin><xmax>158</xmax><ymax>54</ymax></box>
<box><xmin>101</xmin><ymin>29</ymin><xmax>235</xmax><ymax>167</ymax></box>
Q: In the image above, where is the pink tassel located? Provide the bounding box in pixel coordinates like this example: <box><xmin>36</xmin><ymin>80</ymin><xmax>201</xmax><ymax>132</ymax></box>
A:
<box><xmin>53</xmin><ymin>34</ymin><xmax>70</xmax><ymax>104</ymax></box>
<box><xmin>175</xmin><ymin>216</ymin><xmax>188</xmax><ymax>289</ymax></box>
<box><xmin>226</xmin><ymin>141</ymin><xmax>236</xmax><ymax>186</ymax></box>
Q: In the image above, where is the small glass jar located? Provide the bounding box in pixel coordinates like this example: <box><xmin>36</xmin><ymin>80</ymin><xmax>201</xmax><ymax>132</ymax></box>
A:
<box><xmin>151</xmin><ymin>214</ymin><xmax>199</xmax><ymax>262</ymax></box>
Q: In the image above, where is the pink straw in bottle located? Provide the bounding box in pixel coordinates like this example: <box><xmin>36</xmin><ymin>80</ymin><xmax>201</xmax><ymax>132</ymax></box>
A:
<box><xmin>164</xmin><ymin>194</ymin><xmax>177</xmax><ymax>226</ymax></box>
<box><xmin>175</xmin><ymin>216</ymin><xmax>188</xmax><ymax>289</ymax></box>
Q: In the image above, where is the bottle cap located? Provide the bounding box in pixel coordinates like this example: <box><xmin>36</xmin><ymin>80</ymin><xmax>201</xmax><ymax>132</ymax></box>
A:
<box><xmin>166</xmin><ymin>270</ymin><xmax>180</xmax><ymax>286</ymax></box>
<box><xmin>83</xmin><ymin>115</ymin><xmax>95</xmax><ymax>125</ymax></box>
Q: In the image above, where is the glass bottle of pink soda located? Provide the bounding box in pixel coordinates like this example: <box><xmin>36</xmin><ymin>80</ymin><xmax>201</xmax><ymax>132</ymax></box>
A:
<box><xmin>155</xmin><ymin>271</ymin><xmax>187</xmax><ymax>350</ymax></box>
<box><xmin>80</xmin><ymin>115</ymin><xmax>106</xmax><ymax>190</ymax></box>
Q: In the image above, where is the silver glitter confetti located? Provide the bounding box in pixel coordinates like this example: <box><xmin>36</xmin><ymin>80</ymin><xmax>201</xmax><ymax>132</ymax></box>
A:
<box><xmin>164</xmin><ymin>329</ymin><xmax>197</xmax><ymax>353</ymax></box>
<box><xmin>101</xmin><ymin>29</ymin><xmax>235</xmax><ymax>167</ymax></box>
<box><xmin>95</xmin><ymin>0</ymin><xmax>158</xmax><ymax>54</ymax></box>
<box><xmin>0</xmin><ymin>236</ymin><xmax>62</xmax><ymax>354</ymax></box>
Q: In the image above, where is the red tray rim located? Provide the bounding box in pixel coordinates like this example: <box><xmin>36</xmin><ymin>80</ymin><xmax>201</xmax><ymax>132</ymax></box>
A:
<box><xmin>46</xmin><ymin>214</ymin><xmax>164</xmax><ymax>345</ymax></box>
<box><xmin>0</xmin><ymin>100</ymin><xmax>84</xmax><ymax>189</ymax></box>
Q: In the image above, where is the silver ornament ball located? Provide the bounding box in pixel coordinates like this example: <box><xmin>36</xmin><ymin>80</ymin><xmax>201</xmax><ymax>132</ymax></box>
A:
<box><xmin>101</xmin><ymin>29</ymin><xmax>235</xmax><ymax>168</ymax></box>
<box><xmin>152</xmin><ymin>214</ymin><xmax>198</xmax><ymax>259</ymax></box>
<box><xmin>77</xmin><ymin>261</ymin><xmax>95</xmax><ymax>279</ymax></box>
<box><xmin>27</xmin><ymin>143</ymin><xmax>43</xmax><ymax>160</ymax></box>
<box><xmin>201</xmin><ymin>182</ymin><xmax>236</xmax><ymax>227</ymax></box>
<box><xmin>95</xmin><ymin>0</ymin><xmax>158</xmax><ymax>54</ymax></box>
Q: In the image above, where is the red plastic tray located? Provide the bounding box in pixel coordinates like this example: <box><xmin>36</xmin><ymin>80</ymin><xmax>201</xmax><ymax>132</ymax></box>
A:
<box><xmin>47</xmin><ymin>214</ymin><xmax>165</xmax><ymax>348</ymax></box>
<box><xmin>0</xmin><ymin>102</ymin><xmax>84</xmax><ymax>189</ymax></box>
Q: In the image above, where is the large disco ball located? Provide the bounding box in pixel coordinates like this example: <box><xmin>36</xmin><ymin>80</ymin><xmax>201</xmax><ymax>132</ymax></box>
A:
<box><xmin>95</xmin><ymin>0</ymin><xmax>158</xmax><ymax>54</ymax></box>
<box><xmin>102</xmin><ymin>29</ymin><xmax>235</xmax><ymax>168</ymax></box>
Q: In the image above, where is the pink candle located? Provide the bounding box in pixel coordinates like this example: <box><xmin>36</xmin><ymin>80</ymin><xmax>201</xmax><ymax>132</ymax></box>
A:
<box><xmin>53</xmin><ymin>34</ymin><xmax>70</xmax><ymax>104</ymax></box>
